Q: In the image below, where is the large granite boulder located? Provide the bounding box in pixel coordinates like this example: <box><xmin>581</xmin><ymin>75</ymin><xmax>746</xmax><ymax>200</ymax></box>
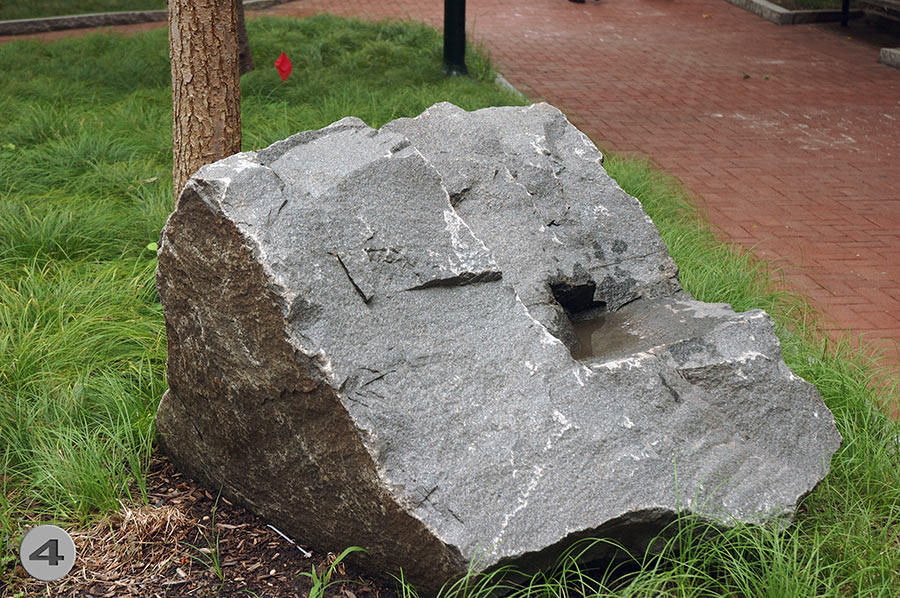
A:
<box><xmin>155</xmin><ymin>102</ymin><xmax>841</xmax><ymax>594</ymax></box>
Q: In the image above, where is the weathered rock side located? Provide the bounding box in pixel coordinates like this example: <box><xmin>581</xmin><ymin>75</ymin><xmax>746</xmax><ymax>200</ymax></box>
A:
<box><xmin>155</xmin><ymin>102</ymin><xmax>841</xmax><ymax>594</ymax></box>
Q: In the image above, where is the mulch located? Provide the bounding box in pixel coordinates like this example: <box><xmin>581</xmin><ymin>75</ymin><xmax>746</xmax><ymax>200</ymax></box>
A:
<box><xmin>5</xmin><ymin>453</ymin><xmax>400</xmax><ymax>598</ymax></box>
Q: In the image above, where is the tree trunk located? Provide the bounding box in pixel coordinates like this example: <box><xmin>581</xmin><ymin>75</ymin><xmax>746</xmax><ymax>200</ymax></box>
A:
<box><xmin>236</xmin><ymin>0</ymin><xmax>254</xmax><ymax>75</ymax></box>
<box><xmin>168</xmin><ymin>0</ymin><xmax>242</xmax><ymax>199</ymax></box>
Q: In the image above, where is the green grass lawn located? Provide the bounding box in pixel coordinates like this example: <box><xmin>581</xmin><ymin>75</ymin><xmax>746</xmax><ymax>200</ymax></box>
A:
<box><xmin>1</xmin><ymin>14</ymin><xmax>898</xmax><ymax>597</ymax></box>
<box><xmin>0</xmin><ymin>0</ymin><xmax>165</xmax><ymax>21</ymax></box>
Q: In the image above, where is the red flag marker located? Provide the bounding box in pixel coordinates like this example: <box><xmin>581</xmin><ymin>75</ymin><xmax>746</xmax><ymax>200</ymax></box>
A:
<box><xmin>274</xmin><ymin>52</ymin><xmax>292</xmax><ymax>81</ymax></box>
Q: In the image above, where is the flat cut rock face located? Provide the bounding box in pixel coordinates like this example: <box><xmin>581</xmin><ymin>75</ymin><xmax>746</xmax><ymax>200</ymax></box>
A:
<box><xmin>155</xmin><ymin>102</ymin><xmax>841</xmax><ymax>594</ymax></box>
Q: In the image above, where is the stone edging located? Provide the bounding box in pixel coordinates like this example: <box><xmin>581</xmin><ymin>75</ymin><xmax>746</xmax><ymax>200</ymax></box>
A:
<box><xmin>723</xmin><ymin>0</ymin><xmax>863</xmax><ymax>24</ymax></box>
<box><xmin>881</xmin><ymin>47</ymin><xmax>900</xmax><ymax>68</ymax></box>
<box><xmin>724</xmin><ymin>0</ymin><xmax>900</xmax><ymax>69</ymax></box>
<box><xmin>494</xmin><ymin>73</ymin><xmax>527</xmax><ymax>100</ymax></box>
<box><xmin>0</xmin><ymin>0</ymin><xmax>292</xmax><ymax>36</ymax></box>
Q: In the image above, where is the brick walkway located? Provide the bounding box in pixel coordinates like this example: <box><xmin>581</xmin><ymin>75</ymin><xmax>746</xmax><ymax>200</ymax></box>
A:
<box><xmin>4</xmin><ymin>1</ymin><xmax>899</xmax><ymax>369</ymax></box>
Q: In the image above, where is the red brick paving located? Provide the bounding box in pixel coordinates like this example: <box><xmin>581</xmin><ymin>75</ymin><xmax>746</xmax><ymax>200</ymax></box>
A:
<box><xmin>3</xmin><ymin>1</ymin><xmax>899</xmax><ymax>373</ymax></box>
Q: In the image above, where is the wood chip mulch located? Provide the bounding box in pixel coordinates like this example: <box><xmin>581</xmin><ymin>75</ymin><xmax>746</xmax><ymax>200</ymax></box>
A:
<box><xmin>4</xmin><ymin>454</ymin><xmax>400</xmax><ymax>598</ymax></box>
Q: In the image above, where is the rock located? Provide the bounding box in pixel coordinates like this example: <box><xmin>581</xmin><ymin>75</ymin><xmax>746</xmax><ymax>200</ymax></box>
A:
<box><xmin>155</xmin><ymin>102</ymin><xmax>841</xmax><ymax>594</ymax></box>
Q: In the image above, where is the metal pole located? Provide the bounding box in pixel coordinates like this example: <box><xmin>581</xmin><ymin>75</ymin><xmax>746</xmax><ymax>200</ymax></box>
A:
<box><xmin>840</xmin><ymin>0</ymin><xmax>849</xmax><ymax>27</ymax></box>
<box><xmin>443</xmin><ymin>0</ymin><xmax>468</xmax><ymax>76</ymax></box>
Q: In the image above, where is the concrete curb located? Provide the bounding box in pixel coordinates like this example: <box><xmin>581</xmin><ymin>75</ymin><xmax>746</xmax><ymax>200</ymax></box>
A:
<box><xmin>494</xmin><ymin>73</ymin><xmax>527</xmax><ymax>100</ymax></box>
<box><xmin>861</xmin><ymin>4</ymin><xmax>900</xmax><ymax>35</ymax></box>
<box><xmin>881</xmin><ymin>47</ymin><xmax>900</xmax><ymax>68</ymax></box>
<box><xmin>0</xmin><ymin>0</ymin><xmax>291</xmax><ymax>36</ymax></box>
<box><xmin>723</xmin><ymin>0</ymin><xmax>862</xmax><ymax>24</ymax></box>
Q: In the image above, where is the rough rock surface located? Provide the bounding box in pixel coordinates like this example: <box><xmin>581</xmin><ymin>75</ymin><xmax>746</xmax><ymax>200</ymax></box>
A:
<box><xmin>155</xmin><ymin>102</ymin><xmax>841</xmax><ymax>594</ymax></box>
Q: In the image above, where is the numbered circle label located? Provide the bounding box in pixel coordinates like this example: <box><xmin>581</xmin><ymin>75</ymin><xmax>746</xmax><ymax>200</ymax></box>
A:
<box><xmin>19</xmin><ymin>524</ymin><xmax>76</xmax><ymax>581</ymax></box>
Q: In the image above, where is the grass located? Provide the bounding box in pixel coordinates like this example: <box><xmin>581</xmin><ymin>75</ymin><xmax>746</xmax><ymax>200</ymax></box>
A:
<box><xmin>0</xmin><ymin>12</ymin><xmax>898</xmax><ymax>598</ymax></box>
<box><xmin>0</xmin><ymin>0</ymin><xmax>165</xmax><ymax>21</ymax></box>
<box><xmin>185</xmin><ymin>494</ymin><xmax>225</xmax><ymax>587</ymax></box>
<box><xmin>300</xmin><ymin>546</ymin><xmax>368</xmax><ymax>598</ymax></box>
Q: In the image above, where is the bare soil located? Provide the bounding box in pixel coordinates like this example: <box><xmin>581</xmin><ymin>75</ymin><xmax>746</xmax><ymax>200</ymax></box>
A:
<box><xmin>5</xmin><ymin>454</ymin><xmax>400</xmax><ymax>598</ymax></box>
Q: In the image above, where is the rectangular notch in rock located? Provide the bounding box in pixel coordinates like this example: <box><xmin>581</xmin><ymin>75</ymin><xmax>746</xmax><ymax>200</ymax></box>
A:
<box><xmin>550</xmin><ymin>281</ymin><xmax>640</xmax><ymax>361</ymax></box>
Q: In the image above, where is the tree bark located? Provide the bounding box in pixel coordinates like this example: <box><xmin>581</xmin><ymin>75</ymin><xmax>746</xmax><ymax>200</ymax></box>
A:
<box><xmin>236</xmin><ymin>0</ymin><xmax>254</xmax><ymax>75</ymax></box>
<box><xmin>168</xmin><ymin>0</ymin><xmax>242</xmax><ymax>199</ymax></box>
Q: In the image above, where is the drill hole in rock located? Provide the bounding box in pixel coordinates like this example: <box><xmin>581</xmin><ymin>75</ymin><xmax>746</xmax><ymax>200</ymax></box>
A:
<box><xmin>549</xmin><ymin>281</ymin><xmax>640</xmax><ymax>361</ymax></box>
